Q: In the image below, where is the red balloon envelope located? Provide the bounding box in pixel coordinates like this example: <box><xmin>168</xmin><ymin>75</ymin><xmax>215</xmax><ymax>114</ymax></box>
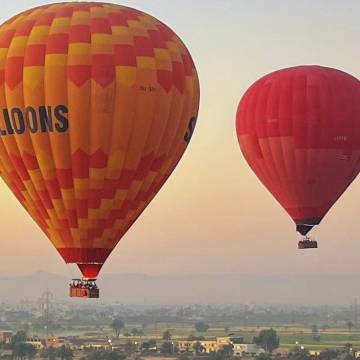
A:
<box><xmin>236</xmin><ymin>65</ymin><xmax>360</xmax><ymax>236</ymax></box>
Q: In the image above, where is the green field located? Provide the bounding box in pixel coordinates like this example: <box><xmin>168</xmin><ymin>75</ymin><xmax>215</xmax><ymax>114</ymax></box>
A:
<box><xmin>48</xmin><ymin>323</ymin><xmax>360</xmax><ymax>351</ymax></box>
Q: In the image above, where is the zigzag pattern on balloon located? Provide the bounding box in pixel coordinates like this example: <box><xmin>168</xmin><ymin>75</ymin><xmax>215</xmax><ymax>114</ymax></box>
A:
<box><xmin>0</xmin><ymin>2</ymin><xmax>200</xmax><ymax>278</ymax></box>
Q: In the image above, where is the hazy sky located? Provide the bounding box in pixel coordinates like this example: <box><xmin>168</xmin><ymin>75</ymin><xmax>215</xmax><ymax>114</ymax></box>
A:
<box><xmin>1</xmin><ymin>0</ymin><xmax>360</xmax><ymax>278</ymax></box>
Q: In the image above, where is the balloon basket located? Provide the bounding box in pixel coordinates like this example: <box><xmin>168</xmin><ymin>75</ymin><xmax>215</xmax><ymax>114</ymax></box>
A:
<box><xmin>298</xmin><ymin>237</ymin><xmax>318</xmax><ymax>249</ymax></box>
<box><xmin>69</xmin><ymin>279</ymin><xmax>99</xmax><ymax>298</ymax></box>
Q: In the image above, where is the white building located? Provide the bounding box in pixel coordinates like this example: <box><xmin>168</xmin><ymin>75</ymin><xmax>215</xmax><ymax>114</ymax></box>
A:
<box><xmin>26</xmin><ymin>339</ymin><xmax>43</xmax><ymax>350</ymax></box>
<box><xmin>233</xmin><ymin>344</ymin><xmax>265</xmax><ymax>357</ymax></box>
<box><xmin>0</xmin><ymin>331</ymin><xmax>13</xmax><ymax>344</ymax></box>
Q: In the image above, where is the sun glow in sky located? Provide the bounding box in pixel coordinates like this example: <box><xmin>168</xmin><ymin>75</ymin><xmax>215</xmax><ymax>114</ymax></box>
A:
<box><xmin>1</xmin><ymin>0</ymin><xmax>360</xmax><ymax>277</ymax></box>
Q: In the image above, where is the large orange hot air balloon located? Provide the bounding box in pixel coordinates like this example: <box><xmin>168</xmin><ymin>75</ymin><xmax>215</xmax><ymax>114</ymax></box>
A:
<box><xmin>236</xmin><ymin>66</ymin><xmax>360</xmax><ymax>248</ymax></box>
<box><xmin>0</xmin><ymin>2</ymin><xmax>200</xmax><ymax>291</ymax></box>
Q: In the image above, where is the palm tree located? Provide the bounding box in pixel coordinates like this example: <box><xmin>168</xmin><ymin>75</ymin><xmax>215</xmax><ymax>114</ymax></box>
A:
<box><xmin>12</xmin><ymin>343</ymin><xmax>28</xmax><ymax>360</ymax></box>
<box><xmin>110</xmin><ymin>318</ymin><xmax>125</xmax><ymax>338</ymax></box>
<box><xmin>40</xmin><ymin>347</ymin><xmax>56</xmax><ymax>360</ymax></box>
<box><xmin>56</xmin><ymin>345</ymin><xmax>73</xmax><ymax>360</ymax></box>
<box><xmin>162</xmin><ymin>330</ymin><xmax>172</xmax><ymax>341</ymax></box>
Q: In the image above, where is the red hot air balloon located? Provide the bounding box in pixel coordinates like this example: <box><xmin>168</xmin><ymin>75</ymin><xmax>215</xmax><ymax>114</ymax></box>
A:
<box><xmin>0</xmin><ymin>2</ymin><xmax>200</xmax><ymax>297</ymax></box>
<box><xmin>236</xmin><ymin>65</ymin><xmax>360</xmax><ymax>249</ymax></box>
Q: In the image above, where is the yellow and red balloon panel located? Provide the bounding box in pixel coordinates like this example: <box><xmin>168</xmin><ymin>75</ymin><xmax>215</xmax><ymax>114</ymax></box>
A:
<box><xmin>0</xmin><ymin>2</ymin><xmax>200</xmax><ymax>278</ymax></box>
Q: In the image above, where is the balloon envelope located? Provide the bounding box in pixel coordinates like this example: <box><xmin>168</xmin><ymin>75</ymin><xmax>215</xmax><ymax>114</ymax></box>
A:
<box><xmin>0</xmin><ymin>2</ymin><xmax>200</xmax><ymax>278</ymax></box>
<box><xmin>236</xmin><ymin>65</ymin><xmax>360</xmax><ymax>235</ymax></box>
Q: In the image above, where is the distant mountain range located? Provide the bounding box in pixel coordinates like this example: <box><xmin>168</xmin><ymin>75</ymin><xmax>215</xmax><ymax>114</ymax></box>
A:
<box><xmin>0</xmin><ymin>271</ymin><xmax>359</xmax><ymax>305</ymax></box>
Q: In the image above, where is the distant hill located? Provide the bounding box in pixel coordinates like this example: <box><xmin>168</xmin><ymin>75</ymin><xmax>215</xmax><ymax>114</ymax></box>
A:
<box><xmin>0</xmin><ymin>272</ymin><xmax>359</xmax><ymax>305</ymax></box>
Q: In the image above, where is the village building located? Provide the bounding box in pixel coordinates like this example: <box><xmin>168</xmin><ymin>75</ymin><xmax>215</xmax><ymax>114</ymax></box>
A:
<box><xmin>200</xmin><ymin>340</ymin><xmax>220</xmax><ymax>353</ymax></box>
<box><xmin>0</xmin><ymin>331</ymin><xmax>13</xmax><ymax>344</ymax></box>
<box><xmin>25</xmin><ymin>338</ymin><xmax>43</xmax><ymax>350</ymax></box>
<box><xmin>177</xmin><ymin>340</ymin><xmax>195</xmax><ymax>353</ymax></box>
<box><xmin>233</xmin><ymin>343</ymin><xmax>265</xmax><ymax>357</ymax></box>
